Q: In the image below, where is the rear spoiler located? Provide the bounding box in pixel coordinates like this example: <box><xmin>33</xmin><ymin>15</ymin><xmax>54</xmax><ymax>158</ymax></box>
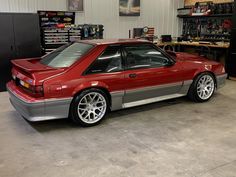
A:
<box><xmin>11</xmin><ymin>58</ymin><xmax>55</xmax><ymax>72</ymax></box>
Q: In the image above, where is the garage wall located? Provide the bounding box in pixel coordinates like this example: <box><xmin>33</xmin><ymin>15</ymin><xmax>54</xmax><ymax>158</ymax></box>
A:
<box><xmin>0</xmin><ymin>0</ymin><xmax>184</xmax><ymax>38</ymax></box>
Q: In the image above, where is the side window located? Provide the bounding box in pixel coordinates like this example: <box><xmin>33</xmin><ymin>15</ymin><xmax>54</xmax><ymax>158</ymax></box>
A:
<box><xmin>86</xmin><ymin>46</ymin><xmax>123</xmax><ymax>74</ymax></box>
<box><xmin>125</xmin><ymin>45</ymin><xmax>170</xmax><ymax>69</ymax></box>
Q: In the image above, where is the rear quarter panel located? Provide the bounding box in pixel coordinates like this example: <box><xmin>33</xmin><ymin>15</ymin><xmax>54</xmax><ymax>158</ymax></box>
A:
<box><xmin>43</xmin><ymin>44</ymin><xmax>120</xmax><ymax>99</ymax></box>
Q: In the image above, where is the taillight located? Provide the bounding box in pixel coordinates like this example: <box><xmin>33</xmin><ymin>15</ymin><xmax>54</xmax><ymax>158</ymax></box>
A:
<box><xmin>18</xmin><ymin>79</ymin><xmax>44</xmax><ymax>97</ymax></box>
<box><xmin>28</xmin><ymin>85</ymin><xmax>44</xmax><ymax>97</ymax></box>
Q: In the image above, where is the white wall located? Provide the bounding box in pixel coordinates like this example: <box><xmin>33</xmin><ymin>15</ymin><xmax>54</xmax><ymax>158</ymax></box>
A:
<box><xmin>0</xmin><ymin>0</ymin><xmax>184</xmax><ymax>38</ymax></box>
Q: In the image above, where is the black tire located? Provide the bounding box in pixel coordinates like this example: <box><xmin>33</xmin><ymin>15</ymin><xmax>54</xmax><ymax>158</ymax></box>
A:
<box><xmin>188</xmin><ymin>72</ymin><xmax>216</xmax><ymax>102</ymax></box>
<box><xmin>70</xmin><ymin>88</ymin><xmax>109</xmax><ymax>127</ymax></box>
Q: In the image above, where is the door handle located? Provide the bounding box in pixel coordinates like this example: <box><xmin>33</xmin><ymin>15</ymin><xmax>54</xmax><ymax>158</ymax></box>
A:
<box><xmin>10</xmin><ymin>45</ymin><xmax>13</xmax><ymax>51</ymax></box>
<box><xmin>129</xmin><ymin>73</ymin><xmax>137</xmax><ymax>78</ymax></box>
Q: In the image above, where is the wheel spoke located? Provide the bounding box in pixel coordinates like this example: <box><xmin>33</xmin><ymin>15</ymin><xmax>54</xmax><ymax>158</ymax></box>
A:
<box><xmin>81</xmin><ymin>110</ymin><xmax>87</xmax><ymax>116</ymax></box>
<box><xmin>89</xmin><ymin>112</ymin><xmax>93</xmax><ymax>120</ymax></box>
<box><xmin>92</xmin><ymin>94</ymin><xmax>98</xmax><ymax>101</ymax></box>
<box><xmin>93</xmin><ymin>111</ymin><xmax>99</xmax><ymax>118</ymax></box>
<box><xmin>96</xmin><ymin>107</ymin><xmax>103</xmax><ymax>111</ymax></box>
<box><xmin>196</xmin><ymin>75</ymin><xmax>215</xmax><ymax>100</ymax></box>
<box><xmin>84</xmin><ymin>113</ymin><xmax>90</xmax><ymax>120</ymax></box>
<box><xmin>204</xmin><ymin>91</ymin><xmax>207</xmax><ymax>98</ymax></box>
<box><xmin>96</xmin><ymin>101</ymin><xmax>104</xmax><ymax>104</ymax></box>
<box><xmin>83</xmin><ymin>97</ymin><xmax>88</xmax><ymax>104</ymax></box>
<box><xmin>89</xmin><ymin>94</ymin><xmax>93</xmax><ymax>99</ymax></box>
<box><xmin>203</xmin><ymin>76</ymin><xmax>207</xmax><ymax>83</ymax></box>
<box><xmin>77</xmin><ymin>92</ymin><xmax>107</xmax><ymax>124</ymax></box>
<box><xmin>201</xmin><ymin>91</ymin><xmax>204</xmax><ymax>98</ymax></box>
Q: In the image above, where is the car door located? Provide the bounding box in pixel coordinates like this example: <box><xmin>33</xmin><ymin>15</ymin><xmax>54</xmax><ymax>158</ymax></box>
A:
<box><xmin>84</xmin><ymin>45</ymin><xmax>125</xmax><ymax>90</ymax></box>
<box><xmin>83</xmin><ymin>45</ymin><xmax>125</xmax><ymax>110</ymax></box>
<box><xmin>122</xmin><ymin>43</ymin><xmax>185</xmax><ymax>105</ymax></box>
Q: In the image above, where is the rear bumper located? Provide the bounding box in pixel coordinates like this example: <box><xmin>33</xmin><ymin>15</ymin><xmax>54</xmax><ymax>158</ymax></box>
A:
<box><xmin>7</xmin><ymin>82</ymin><xmax>72</xmax><ymax>122</ymax></box>
<box><xmin>216</xmin><ymin>74</ymin><xmax>227</xmax><ymax>89</ymax></box>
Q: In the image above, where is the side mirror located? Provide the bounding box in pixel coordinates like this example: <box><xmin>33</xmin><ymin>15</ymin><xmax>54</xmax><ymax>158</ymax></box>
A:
<box><xmin>165</xmin><ymin>60</ymin><xmax>175</xmax><ymax>67</ymax></box>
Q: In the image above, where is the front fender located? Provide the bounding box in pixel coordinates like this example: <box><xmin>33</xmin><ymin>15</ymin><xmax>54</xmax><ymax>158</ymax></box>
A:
<box><xmin>192</xmin><ymin>63</ymin><xmax>217</xmax><ymax>79</ymax></box>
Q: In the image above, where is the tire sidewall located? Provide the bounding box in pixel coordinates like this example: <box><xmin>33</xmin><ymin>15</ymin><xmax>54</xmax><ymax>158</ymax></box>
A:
<box><xmin>70</xmin><ymin>88</ymin><xmax>109</xmax><ymax>126</ymax></box>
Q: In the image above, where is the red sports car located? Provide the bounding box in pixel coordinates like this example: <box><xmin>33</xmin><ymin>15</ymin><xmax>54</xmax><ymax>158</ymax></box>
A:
<box><xmin>7</xmin><ymin>39</ymin><xmax>227</xmax><ymax>126</ymax></box>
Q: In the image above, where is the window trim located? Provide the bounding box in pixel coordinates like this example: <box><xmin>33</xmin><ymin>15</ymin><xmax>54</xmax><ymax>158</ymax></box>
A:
<box><xmin>122</xmin><ymin>43</ymin><xmax>175</xmax><ymax>71</ymax></box>
<box><xmin>83</xmin><ymin>45</ymin><xmax>125</xmax><ymax>75</ymax></box>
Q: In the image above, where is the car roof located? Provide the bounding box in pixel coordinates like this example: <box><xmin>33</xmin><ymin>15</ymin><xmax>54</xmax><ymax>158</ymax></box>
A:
<box><xmin>78</xmin><ymin>39</ymin><xmax>152</xmax><ymax>45</ymax></box>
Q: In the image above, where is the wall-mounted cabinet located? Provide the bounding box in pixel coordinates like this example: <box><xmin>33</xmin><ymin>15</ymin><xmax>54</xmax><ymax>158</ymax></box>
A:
<box><xmin>228</xmin><ymin>0</ymin><xmax>236</xmax><ymax>77</ymax></box>
<box><xmin>0</xmin><ymin>13</ymin><xmax>41</xmax><ymax>91</ymax></box>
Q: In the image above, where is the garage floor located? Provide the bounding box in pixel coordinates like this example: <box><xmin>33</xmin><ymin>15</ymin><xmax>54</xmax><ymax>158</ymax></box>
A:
<box><xmin>0</xmin><ymin>80</ymin><xmax>236</xmax><ymax>177</ymax></box>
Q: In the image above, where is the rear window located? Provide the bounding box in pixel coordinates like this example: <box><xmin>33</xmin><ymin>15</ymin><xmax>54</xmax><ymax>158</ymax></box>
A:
<box><xmin>40</xmin><ymin>42</ymin><xmax>94</xmax><ymax>68</ymax></box>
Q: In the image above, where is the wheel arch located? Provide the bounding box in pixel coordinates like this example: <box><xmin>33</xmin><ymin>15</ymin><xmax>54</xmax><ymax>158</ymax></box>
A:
<box><xmin>69</xmin><ymin>85</ymin><xmax>111</xmax><ymax>126</ymax></box>
<box><xmin>71</xmin><ymin>85</ymin><xmax>112</xmax><ymax>107</ymax></box>
<box><xmin>187</xmin><ymin>71</ymin><xmax>217</xmax><ymax>102</ymax></box>
<box><xmin>192</xmin><ymin>71</ymin><xmax>217</xmax><ymax>88</ymax></box>
<box><xmin>68</xmin><ymin>85</ymin><xmax>112</xmax><ymax>119</ymax></box>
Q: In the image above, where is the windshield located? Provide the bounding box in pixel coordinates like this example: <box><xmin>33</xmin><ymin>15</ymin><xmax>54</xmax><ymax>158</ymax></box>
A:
<box><xmin>40</xmin><ymin>42</ymin><xmax>94</xmax><ymax>68</ymax></box>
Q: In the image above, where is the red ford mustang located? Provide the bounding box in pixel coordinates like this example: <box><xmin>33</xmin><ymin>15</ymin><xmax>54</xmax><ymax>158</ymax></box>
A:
<box><xmin>7</xmin><ymin>39</ymin><xmax>227</xmax><ymax>126</ymax></box>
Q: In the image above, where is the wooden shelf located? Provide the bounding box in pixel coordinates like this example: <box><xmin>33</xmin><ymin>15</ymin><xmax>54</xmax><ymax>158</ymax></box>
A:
<box><xmin>177</xmin><ymin>13</ymin><xmax>233</xmax><ymax>18</ymax></box>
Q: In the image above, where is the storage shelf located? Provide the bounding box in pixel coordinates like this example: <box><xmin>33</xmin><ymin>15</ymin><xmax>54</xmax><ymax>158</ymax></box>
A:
<box><xmin>70</xmin><ymin>30</ymin><xmax>81</xmax><ymax>32</ymax></box>
<box><xmin>45</xmin><ymin>36</ymin><xmax>68</xmax><ymax>39</ymax></box>
<box><xmin>199</xmin><ymin>38</ymin><xmax>230</xmax><ymax>42</ymax></box>
<box><xmin>44</xmin><ymin>30</ymin><xmax>69</xmax><ymax>33</ymax></box>
<box><xmin>69</xmin><ymin>36</ymin><xmax>81</xmax><ymax>38</ymax></box>
<box><xmin>45</xmin><ymin>33</ymin><xmax>68</xmax><ymax>36</ymax></box>
<box><xmin>45</xmin><ymin>40</ymin><xmax>68</xmax><ymax>44</ymax></box>
<box><xmin>45</xmin><ymin>48</ymin><xmax>56</xmax><ymax>51</ymax></box>
<box><xmin>45</xmin><ymin>42</ymin><xmax>68</xmax><ymax>45</ymax></box>
<box><xmin>201</xmin><ymin>33</ymin><xmax>231</xmax><ymax>36</ymax></box>
<box><xmin>177</xmin><ymin>13</ymin><xmax>233</xmax><ymax>18</ymax></box>
<box><xmin>69</xmin><ymin>32</ymin><xmax>81</xmax><ymax>34</ymax></box>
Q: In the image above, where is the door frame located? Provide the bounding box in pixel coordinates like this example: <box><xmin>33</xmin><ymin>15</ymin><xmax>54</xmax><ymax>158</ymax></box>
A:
<box><xmin>120</xmin><ymin>43</ymin><xmax>184</xmax><ymax>105</ymax></box>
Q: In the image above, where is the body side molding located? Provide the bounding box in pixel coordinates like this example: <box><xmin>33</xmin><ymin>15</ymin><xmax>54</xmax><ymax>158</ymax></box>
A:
<box><xmin>123</xmin><ymin>93</ymin><xmax>186</xmax><ymax>108</ymax></box>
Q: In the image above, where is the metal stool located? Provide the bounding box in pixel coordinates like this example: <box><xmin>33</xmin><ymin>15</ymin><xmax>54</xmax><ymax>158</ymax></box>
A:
<box><xmin>163</xmin><ymin>45</ymin><xmax>175</xmax><ymax>52</ymax></box>
<box><xmin>196</xmin><ymin>46</ymin><xmax>215</xmax><ymax>60</ymax></box>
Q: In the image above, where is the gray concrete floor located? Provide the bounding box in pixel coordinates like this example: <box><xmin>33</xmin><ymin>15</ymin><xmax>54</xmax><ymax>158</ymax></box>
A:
<box><xmin>0</xmin><ymin>80</ymin><xmax>236</xmax><ymax>177</ymax></box>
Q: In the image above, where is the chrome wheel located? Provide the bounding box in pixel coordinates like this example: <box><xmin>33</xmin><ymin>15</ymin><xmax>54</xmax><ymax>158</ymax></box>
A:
<box><xmin>77</xmin><ymin>92</ymin><xmax>107</xmax><ymax>124</ymax></box>
<box><xmin>197</xmin><ymin>75</ymin><xmax>215</xmax><ymax>100</ymax></box>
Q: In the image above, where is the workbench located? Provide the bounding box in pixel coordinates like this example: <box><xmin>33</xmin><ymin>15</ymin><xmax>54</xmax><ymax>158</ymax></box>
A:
<box><xmin>157</xmin><ymin>41</ymin><xmax>230</xmax><ymax>49</ymax></box>
<box><xmin>156</xmin><ymin>41</ymin><xmax>231</xmax><ymax>73</ymax></box>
